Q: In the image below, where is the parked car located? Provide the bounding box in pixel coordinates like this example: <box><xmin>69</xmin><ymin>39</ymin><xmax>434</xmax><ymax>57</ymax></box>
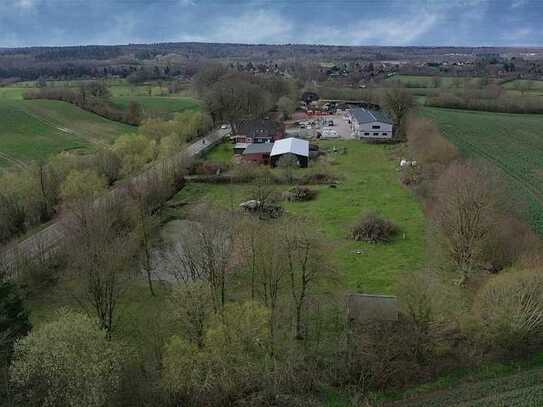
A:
<box><xmin>220</xmin><ymin>124</ymin><xmax>229</xmax><ymax>129</ymax></box>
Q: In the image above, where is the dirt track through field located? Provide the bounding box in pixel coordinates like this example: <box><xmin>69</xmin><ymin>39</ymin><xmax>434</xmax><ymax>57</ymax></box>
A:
<box><xmin>0</xmin><ymin>151</ymin><xmax>28</xmax><ymax>169</ymax></box>
<box><xmin>17</xmin><ymin>105</ymin><xmax>100</xmax><ymax>145</ymax></box>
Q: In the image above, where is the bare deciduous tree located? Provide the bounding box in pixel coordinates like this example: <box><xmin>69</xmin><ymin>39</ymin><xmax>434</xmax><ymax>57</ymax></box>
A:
<box><xmin>474</xmin><ymin>269</ymin><xmax>543</xmax><ymax>350</ymax></box>
<box><xmin>64</xmin><ymin>198</ymin><xmax>136</xmax><ymax>338</ymax></box>
<box><xmin>382</xmin><ymin>86</ymin><xmax>416</xmax><ymax>141</ymax></box>
<box><xmin>431</xmin><ymin>162</ymin><xmax>501</xmax><ymax>284</ymax></box>
<box><xmin>163</xmin><ymin>206</ymin><xmax>234</xmax><ymax>313</ymax></box>
<box><xmin>283</xmin><ymin>219</ymin><xmax>331</xmax><ymax>340</ymax></box>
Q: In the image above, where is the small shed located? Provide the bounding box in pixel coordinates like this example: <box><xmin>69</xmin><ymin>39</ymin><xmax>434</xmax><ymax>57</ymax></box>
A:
<box><xmin>270</xmin><ymin>137</ymin><xmax>309</xmax><ymax>168</ymax></box>
<box><xmin>242</xmin><ymin>143</ymin><xmax>274</xmax><ymax>165</ymax></box>
<box><xmin>346</xmin><ymin>293</ymin><xmax>399</xmax><ymax>325</ymax></box>
<box><xmin>233</xmin><ymin>143</ymin><xmax>250</xmax><ymax>155</ymax></box>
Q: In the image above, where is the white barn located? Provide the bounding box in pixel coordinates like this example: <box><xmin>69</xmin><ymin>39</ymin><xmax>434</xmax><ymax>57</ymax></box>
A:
<box><xmin>270</xmin><ymin>137</ymin><xmax>309</xmax><ymax>168</ymax></box>
<box><xmin>350</xmin><ymin>108</ymin><xmax>394</xmax><ymax>140</ymax></box>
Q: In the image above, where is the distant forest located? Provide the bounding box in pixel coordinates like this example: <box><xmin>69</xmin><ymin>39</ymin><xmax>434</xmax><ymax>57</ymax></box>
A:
<box><xmin>1</xmin><ymin>42</ymin><xmax>542</xmax><ymax>81</ymax></box>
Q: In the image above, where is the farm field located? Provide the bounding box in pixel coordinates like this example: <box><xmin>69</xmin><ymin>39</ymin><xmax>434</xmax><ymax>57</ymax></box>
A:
<box><xmin>171</xmin><ymin>140</ymin><xmax>426</xmax><ymax>293</ymax></box>
<box><xmin>382</xmin><ymin>364</ymin><xmax>543</xmax><ymax>406</ymax></box>
<box><xmin>0</xmin><ymin>86</ymin><xmax>29</xmax><ymax>100</ymax></box>
<box><xmin>422</xmin><ymin>107</ymin><xmax>543</xmax><ymax>234</ymax></box>
<box><xmin>391</xmin><ymin>74</ymin><xmax>480</xmax><ymax>88</ymax></box>
<box><xmin>0</xmin><ymin>99</ymin><xmax>135</xmax><ymax>167</ymax></box>
<box><xmin>1</xmin><ymin>80</ymin><xmax>199</xmax><ymax>117</ymax></box>
<box><xmin>112</xmin><ymin>95</ymin><xmax>201</xmax><ymax>116</ymax></box>
<box><xmin>392</xmin><ymin>75</ymin><xmax>543</xmax><ymax>97</ymax></box>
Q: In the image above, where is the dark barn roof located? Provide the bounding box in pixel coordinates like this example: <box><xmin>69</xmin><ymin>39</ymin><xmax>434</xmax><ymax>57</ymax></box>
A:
<box><xmin>235</xmin><ymin>119</ymin><xmax>283</xmax><ymax>138</ymax></box>
<box><xmin>351</xmin><ymin>108</ymin><xmax>393</xmax><ymax>125</ymax></box>
<box><xmin>243</xmin><ymin>143</ymin><xmax>274</xmax><ymax>155</ymax></box>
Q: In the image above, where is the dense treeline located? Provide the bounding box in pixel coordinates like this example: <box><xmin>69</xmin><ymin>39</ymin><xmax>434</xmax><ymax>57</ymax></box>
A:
<box><xmin>24</xmin><ymin>82</ymin><xmax>143</xmax><ymax>125</ymax></box>
<box><xmin>426</xmin><ymin>92</ymin><xmax>543</xmax><ymax>114</ymax></box>
<box><xmin>424</xmin><ymin>82</ymin><xmax>543</xmax><ymax>113</ymax></box>
<box><xmin>193</xmin><ymin>62</ymin><xmax>299</xmax><ymax>128</ymax></box>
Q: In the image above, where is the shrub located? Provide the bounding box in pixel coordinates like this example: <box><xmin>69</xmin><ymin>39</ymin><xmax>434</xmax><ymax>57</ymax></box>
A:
<box><xmin>10</xmin><ymin>310</ymin><xmax>125</xmax><ymax>407</ymax></box>
<box><xmin>190</xmin><ymin>160</ymin><xmax>228</xmax><ymax>176</ymax></box>
<box><xmin>285</xmin><ymin>186</ymin><xmax>318</xmax><ymax>202</ymax></box>
<box><xmin>351</xmin><ymin>212</ymin><xmax>399</xmax><ymax>243</ymax></box>
<box><xmin>162</xmin><ymin>302</ymin><xmax>271</xmax><ymax>406</ymax></box>
<box><xmin>473</xmin><ymin>269</ymin><xmax>543</xmax><ymax>353</ymax></box>
<box><xmin>347</xmin><ymin>318</ymin><xmax>434</xmax><ymax>390</ymax></box>
<box><xmin>0</xmin><ymin>281</ymin><xmax>31</xmax><ymax>360</ymax></box>
<box><xmin>406</xmin><ymin>116</ymin><xmax>458</xmax><ymax>166</ymax></box>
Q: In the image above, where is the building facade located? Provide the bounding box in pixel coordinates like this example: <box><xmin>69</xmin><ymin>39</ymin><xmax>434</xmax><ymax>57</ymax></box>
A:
<box><xmin>231</xmin><ymin>119</ymin><xmax>285</xmax><ymax>144</ymax></box>
<box><xmin>349</xmin><ymin>108</ymin><xmax>394</xmax><ymax>140</ymax></box>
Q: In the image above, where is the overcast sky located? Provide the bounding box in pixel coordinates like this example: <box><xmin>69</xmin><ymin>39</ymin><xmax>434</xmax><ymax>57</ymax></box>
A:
<box><xmin>1</xmin><ymin>0</ymin><xmax>542</xmax><ymax>48</ymax></box>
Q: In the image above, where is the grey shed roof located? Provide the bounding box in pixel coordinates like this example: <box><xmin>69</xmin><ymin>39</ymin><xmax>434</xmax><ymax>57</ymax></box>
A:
<box><xmin>346</xmin><ymin>293</ymin><xmax>399</xmax><ymax>323</ymax></box>
<box><xmin>243</xmin><ymin>143</ymin><xmax>274</xmax><ymax>155</ymax></box>
<box><xmin>350</xmin><ymin>108</ymin><xmax>393</xmax><ymax>125</ymax></box>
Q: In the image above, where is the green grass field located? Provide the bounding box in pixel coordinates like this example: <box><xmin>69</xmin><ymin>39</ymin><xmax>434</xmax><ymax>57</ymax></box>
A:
<box><xmin>0</xmin><ymin>86</ymin><xmax>30</xmax><ymax>100</ymax></box>
<box><xmin>172</xmin><ymin>140</ymin><xmax>426</xmax><ymax>293</ymax></box>
<box><xmin>203</xmin><ymin>142</ymin><xmax>234</xmax><ymax>163</ymax></box>
<box><xmin>0</xmin><ymin>99</ymin><xmax>135</xmax><ymax>167</ymax></box>
<box><xmin>382</xmin><ymin>361</ymin><xmax>543</xmax><ymax>406</ymax></box>
<box><xmin>1</xmin><ymin>80</ymin><xmax>199</xmax><ymax>124</ymax></box>
<box><xmin>391</xmin><ymin>75</ymin><xmax>481</xmax><ymax>88</ymax></box>
<box><xmin>422</xmin><ymin>107</ymin><xmax>543</xmax><ymax>234</ymax></box>
<box><xmin>392</xmin><ymin>75</ymin><xmax>543</xmax><ymax>97</ymax></box>
<box><xmin>112</xmin><ymin>95</ymin><xmax>201</xmax><ymax>116</ymax></box>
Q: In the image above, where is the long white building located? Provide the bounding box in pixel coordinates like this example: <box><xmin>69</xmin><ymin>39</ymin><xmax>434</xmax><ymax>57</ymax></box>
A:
<box><xmin>349</xmin><ymin>108</ymin><xmax>394</xmax><ymax>140</ymax></box>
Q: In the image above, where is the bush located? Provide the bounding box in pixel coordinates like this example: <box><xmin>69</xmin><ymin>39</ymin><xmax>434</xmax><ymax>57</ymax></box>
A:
<box><xmin>162</xmin><ymin>302</ymin><xmax>271</xmax><ymax>406</ymax></box>
<box><xmin>285</xmin><ymin>186</ymin><xmax>318</xmax><ymax>202</ymax></box>
<box><xmin>189</xmin><ymin>160</ymin><xmax>228</xmax><ymax>176</ymax></box>
<box><xmin>473</xmin><ymin>269</ymin><xmax>543</xmax><ymax>353</ymax></box>
<box><xmin>10</xmin><ymin>310</ymin><xmax>126</xmax><ymax>407</ymax></box>
<box><xmin>347</xmin><ymin>318</ymin><xmax>435</xmax><ymax>390</ymax></box>
<box><xmin>351</xmin><ymin>212</ymin><xmax>399</xmax><ymax>243</ymax></box>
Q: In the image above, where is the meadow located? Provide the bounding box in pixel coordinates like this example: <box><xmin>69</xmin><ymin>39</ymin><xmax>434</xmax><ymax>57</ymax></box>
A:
<box><xmin>112</xmin><ymin>95</ymin><xmax>201</xmax><ymax>116</ymax></box>
<box><xmin>171</xmin><ymin>140</ymin><xmax>426</xmax><ymax>293</ymax></box>
<box><xmin>392</xmin><ymin>74</ymin><xmax>543</xmax><ymax>97</ymax></box>
<box><xmin>422</xmin><ymin>107</ymin><xmax>543</xmax><ymax>234</ymax></box>
<box><xmin>382</xmin><ymin>361</ymin><xmax>543</xmax><ymax>406</ymax></box>
<box><xmin>0</xmin><ymin>79</ymin><xmax>199</xmax><ymax>167</ymax></box>
<box><xmin>0</xmin><ymin>99</ymin><xmax>136</xmax><ymax>167</ymax></box>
